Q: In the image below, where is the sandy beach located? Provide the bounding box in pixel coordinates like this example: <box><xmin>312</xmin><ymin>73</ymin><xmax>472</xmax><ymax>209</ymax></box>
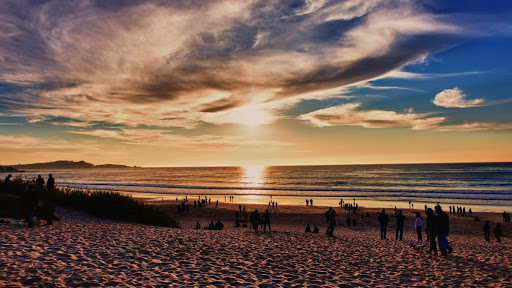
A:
<box><xmin>1</xmin><ymin>201</ymin><xmax>511</xmax><ymax>287</ymax></box>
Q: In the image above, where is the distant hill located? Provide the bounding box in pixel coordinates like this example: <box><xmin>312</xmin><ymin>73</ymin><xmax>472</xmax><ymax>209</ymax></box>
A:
<box><xmin>12</xmin><ymin>160</ymin><xmax>133</xmax><ymax>170</ymax></box>
<box><xmin>0</xmin><ymin>166</ymin><xmax>23</xmax><ymax>173</ymax></box>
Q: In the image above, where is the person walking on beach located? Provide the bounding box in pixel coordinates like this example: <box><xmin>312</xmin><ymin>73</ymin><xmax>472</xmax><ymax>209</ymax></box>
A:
<box><xmin>326</xmin><ymin>209</ymin><xmax>337</xmax><ymax>237</ymax></box>
<box><xmin>251</xmin><ymin>210</ymin><xmax>261</xmax><ymax>233</ymax></box>
<box><xmin>483</xmin><ymin>221</ymin><xmax>491</xmax><ymax>242</ymax></box>
<box><xmin>378</xmin><ymin>209</ymin><xmax>389</xmax><ymax>240</ymax></box>
<box><xmin>435</xmin><ymin>205</ymin><xmax>453</xmax><ymax>255</ymax></box>
<box><xmin>47</xmin><ymin>174</ymin><xmax>55</xmax><ymax>189</ymax></box>
<box><xmin>262</xmin><ymin>209</ymin><xmax>271</xmax><ymax>233</ymax></box>
<box><xmin>415</xmin><ymin>212</ymin><xmax>423</xmax><ymax>242</ymax></box>
<box><xmin>425</xmin><ymin>208</ymin><xmax>438</xmax><ymax>256</ymax></box>
<box><xmin>395</xmin><ymin>210</ymin><xmax>405</xmax><ymax>241</ymax></box>
<box><xmin>306</xmin><ymin>199</ymin><xmax>309</xmax><ymax>206</ymax></box>
<box><xmin>325</xmin><ymin>208</ymin><xmax>332</xmax><ymax>224</ymax></box>
<box><xmin>310</xmin><ymin>199</ymin><xmax>313</xmax><ymax>206</ymax></box>
<box><xmin>346</xmin><ymin>216</ymin><xmax>351</xmax><ymax>229</ymax></box>
<box><xmin>494</xmin><ymin>222</ymin><xmax>503</xmax><ymax>243</ymax></box>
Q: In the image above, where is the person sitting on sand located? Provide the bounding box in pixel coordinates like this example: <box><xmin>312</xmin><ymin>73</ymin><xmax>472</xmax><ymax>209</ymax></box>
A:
<box><xmin>195</xmin><ymin>221</ymin><xmax>201</xmax><ymax>229</ymax></box>
<box><xmin>483</xmin><ymin>221</ymin><xmax>491</xmax><ymax>242</ymax></box>
<box><xmin>215</xmin><ymin>220</ymin><xmax>224</xmax><ymax>230</ymax></box>
<box><xmin>425</xmin><ymin>208</ymin><xmax>438</xmax><ymax>256</ymax></box>
<box><xmin>313</xmin><ymin>225</ymin><xmax>319</xmax><ymax>233</ymax></box>
<box><xmin>305</xmin><ymin>224</ymin><xmax>312</xmax><ymax>233</ymax></box>
<box><xmin>494</xmin><ymin>222</ymin><xmax>503</xmax><ymax>243</ymax></box>
<box><xmin>396</xmin><ymin>210</ymin><xmax>405</xmax><ymax>241</ymax></box>
<box><xmin>208</xmin><ymin>221</ymin><xmax>215</xmax><ymax>230</ymax></box>
<box><xmin>378</xmin><ymin>209</ymin><xmax>389</xmax><ymax>240</ymax></box>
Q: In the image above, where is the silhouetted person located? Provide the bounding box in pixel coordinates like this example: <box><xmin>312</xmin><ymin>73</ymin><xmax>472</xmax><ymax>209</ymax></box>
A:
<box><xmin>46</xmin><ymin>174</ymin><xmax>55</xmax><ymax>189</ymax></box>
<box><xmin>396</xmin><ymin>210</ymin><xmax>405</xmax><ymax>241</ymax></box>
<box><xmin>215</xmin><ymin>220</ymin><xmax>224</xmax><ymax>230</ymax></box>
<box><xmin>239</xmin><ymin>204</ymin><xmax>242</xmax><ymax>212</ymax></box>
<box><xmin>415</xmin><ymin>212</ymin><xmax>423</xmax><ymax>242</ymax></box>
<box><xmin>21</xmin><ymin>186</ymin><xmax>38</xmax><ymax>227</ymax></box>
<box><xmin>325</xmin><ymin>208</ymin><xmax>332</xmax><ymax>224</ymax></box>
<box><xmin>310</xmin><ymin>199</ymin><xmax>313</xmax><ymax>206</ymax></box>
<box><xmin>346</xmin><ymin>216</ymin><xmax>351</xmax><ymax>229</ymax></box>
<box><xmin>326</xmin><ymin>209</ymin><xmax>337</xmax><ymax>237</ymax></box>
<box><xmin>425</xmin><ymin>208</ymin><xmax>438</xmax><ymax>256</ymax></box>
<box><xmin>251</xmin><ymin>210</ymin><xmax>260</xmax><ymax>233</ymax></box>
<box><xmin>262</xmin><ymin>209</ymin><xmax>271</xmax><ymax>233</ymax></box>
<box><xmin>313</xmin><ymin>226</ymin><xmax>319</xmax><ymax>233</ymax></box>
<box><xmin>208</xmin><ymin>221</ymin><xmax>215</xmax><ymax>230</ymax></box>
<box><xmin>306</xmin><ymin>199</ymin><xmax>309</xmax><ymax>206</ymax></box>
<box><xmin>4</xmin><ymin>174</ymin><xmax>12</xmax><ymax>184</ymax></box>
<box><xmin>449</xmin><ymin>206</ymin><xmax>452</xmax><ymax>214</ymax></box>
<box><xmin>483</xmin><ymin>221</ymin><xmax>491</xmax><ymax>242</ymax></box>
<box><xmin>305</xmin><ymin>224</ymin><xmax>312</xmax><ymax>233</ymax></box>
<box><xmin>195</xmin><ymin>221</ymin><xmax>201</xmax><ymax>229</ymax></box>
<box><xmin>435</xmin><ymin>205</ymin><xmax>452</xmax><ymax>255</ymax></box>
<box><xmin>469</xmin><ymin>208</ymin><xmax>472</xmax><ymax>217</ymax></box>
<box><xmin>378</xmin><ymin>209</ymin><xmax>389</xmax><ymax>240</ymax></box>
<box><xmin>494</xmin><ymin>223</ymin><xmax>502</xmax><ymax>243</ymax></box>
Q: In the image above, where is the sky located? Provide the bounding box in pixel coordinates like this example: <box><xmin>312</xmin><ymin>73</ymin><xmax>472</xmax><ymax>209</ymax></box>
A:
<box><xmin>1</xmin><ymin>0</ymin><xmax>512</xmax><ymax>167</ymax></box>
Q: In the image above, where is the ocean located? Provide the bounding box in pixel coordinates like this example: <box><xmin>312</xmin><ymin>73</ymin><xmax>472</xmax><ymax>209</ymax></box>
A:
<box><xmin>4</xmin><ymin>163</ymin><xmax>512</xmax><ymax>212</ymax></box>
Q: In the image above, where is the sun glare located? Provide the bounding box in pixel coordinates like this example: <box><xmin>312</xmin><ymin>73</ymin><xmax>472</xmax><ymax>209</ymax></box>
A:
<box><xmin>230</xmin><ymin>105</ymin><xmax>274</xmax><ymax>127</ymax></box>
<box><xmin>242</xmin><ymin>165</ymin><xmax>266</xmax><ymax>188</ymax></box>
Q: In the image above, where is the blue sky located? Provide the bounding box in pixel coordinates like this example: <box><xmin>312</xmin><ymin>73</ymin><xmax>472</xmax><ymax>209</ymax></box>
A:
<box><xmin>0</xmin><ymin>0</ymin><xmax>511</xmax><ymax>166</ymax></box>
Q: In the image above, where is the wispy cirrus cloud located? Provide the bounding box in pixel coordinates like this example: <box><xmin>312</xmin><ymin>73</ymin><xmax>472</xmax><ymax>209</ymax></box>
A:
<box><xmin>0</xmin><ymin>0</ymin><xmax>467</xmax><ymax>128</ymax></box>
<box><xmin>433</xmin><ymin>87</ymin><xmax>485</xmax><ymax>108</ymax></box>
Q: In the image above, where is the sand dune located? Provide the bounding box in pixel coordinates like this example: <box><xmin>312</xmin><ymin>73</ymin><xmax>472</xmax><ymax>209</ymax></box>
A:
<box><xmin>1</xmin><ymin>204</ymin><xmax>511</xmax><ymax>287</ymax></box>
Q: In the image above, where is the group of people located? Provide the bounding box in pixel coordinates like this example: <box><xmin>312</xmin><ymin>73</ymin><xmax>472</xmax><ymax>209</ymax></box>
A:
<box><xmin>450</xmin><ymin>206</ymin><xmax>472</xmax><ymax>217</ymax></box>
<box><xmin>483</xmin><ymin>221</ymin><xmax>503</xmax><ymax>242</ymax></box>
<box><xmin>378</xmin><ymin>205</ymin><xmax>453</xmax><ymax>256</ymax></box>
<box><xmin>4</xmin><ymin>174</ymin><xmax>55</xmax><ymax>190</ymax></box>
<box><xmin>305</xmin><ymin>199</ymin><xmax>313</xmax><ymax>206</ymax></box>
<box><xmin>249</xmin><ymin>209</ymin><xmax>271</xmax><ymax>233</ymax></box>
<box><xmin>195</xmin><ymin>220</ymin><xmax>224</xmax><ymax>230</ymax></box>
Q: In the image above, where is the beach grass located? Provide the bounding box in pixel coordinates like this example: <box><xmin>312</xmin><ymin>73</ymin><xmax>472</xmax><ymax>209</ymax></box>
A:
<box><xmin>0</xmin><ymin>176</ymin><xmax>179</xmax><ymax>228</ymax></box>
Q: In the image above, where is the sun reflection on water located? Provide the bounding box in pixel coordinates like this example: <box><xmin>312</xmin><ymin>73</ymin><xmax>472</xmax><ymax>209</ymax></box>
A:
<box><xmin>241</xmin><ymin>165</ymin><xmax>266</xmax><ymax>188</ymax></box>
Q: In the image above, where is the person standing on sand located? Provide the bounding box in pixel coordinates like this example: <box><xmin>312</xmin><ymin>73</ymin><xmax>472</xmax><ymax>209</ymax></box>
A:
<box><xmin>483</xmin><ymin>221</ymin><xmax>491</xmax><ymax>242</ymax></box>
<box><xmin>435</xmin><ymin>205</ymin><xmax>453</xmax><ymax>255</ymax></box>
<box><xmin>262</xmin><ymin>209</ymin><xmax>271</xmax><ymax>233</ymax></box>
<box><xmin>325</xmin><ymin>208</ymin><xmax>332</xmax><ymax>224</ymax></box>
<box><xmin>415</xmin><ymin>212</ymin><xmax>423</xmax><ymax>242</ymax></box>
<box><xmin>346</xmin><ymin>216</ymin><xmax>351</xmax><ymax>229</ymax></box>
<box><xmin>395</xmin><ymin>210</ymin><xmax>405</xmax><ymax>241</ymax></box>
<box><xmin>306</xmin><ymin>199</ymin><xmax>309</xmax><ymax>206</ymax></box>
<box><xmin>326</xmin><ymin>209</ymin><xmax>337</xmax><ymax>237</ymax></box>
<box><xmin>494</xmin><ymin>222</ymin><xmax>502</xmax><ymax>243</ymax></box>
<box><xmin>425</xmin><ymin>208</ymin><xmax>438</xmax><ymax>256</ymax></box>
<box><xmin>47</xmin><ymin>174</ymin><xmax>55</xmax><ymax>189</ymax></box>
<box><xmin>36</xmin><ymin>175</ymin><xmax>45</xmax><ymax>188</ymax></box>
<box><xmin>378</xmin><ymin>209</ymin><xmax>389</xmax><ymax>240</ymax></box>
<box><xmin>310</xmin><ymin>199</ymin><xmax>313</xmax><ymax>206</ymax></box>
<box><xmin>251</xmin><ymin>210</ymin><xmax>260</xmax><ymax>233</ymax></box>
